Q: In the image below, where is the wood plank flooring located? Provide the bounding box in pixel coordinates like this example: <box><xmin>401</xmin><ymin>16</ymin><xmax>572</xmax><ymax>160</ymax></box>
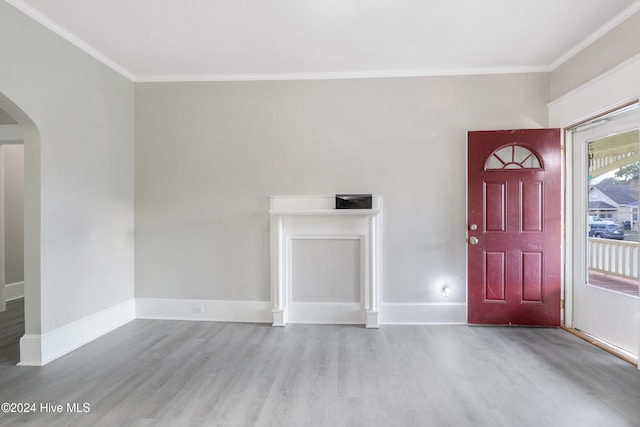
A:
<box><xmin>0</xmin><ymin>300</ymin><xmax>639</xmax><ymax>426</ymax></box>
<box><xmin>0</xmin><ymin>299</ymin><xmax>24</xmax><ymax>366</ymax></box>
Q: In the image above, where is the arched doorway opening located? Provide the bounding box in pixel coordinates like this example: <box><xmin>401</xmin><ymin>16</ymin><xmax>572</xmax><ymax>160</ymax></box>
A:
<box><xmin>0</xmin><ymin>92</ymin><xmax>41</xmax><ymax>366</ymax></box>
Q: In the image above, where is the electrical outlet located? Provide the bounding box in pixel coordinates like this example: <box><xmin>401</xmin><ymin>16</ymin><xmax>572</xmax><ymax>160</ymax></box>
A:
<box><xmin>190</xmin><ymin>305</ymin><xmax>204</xmax><ymax>314</ymax></box>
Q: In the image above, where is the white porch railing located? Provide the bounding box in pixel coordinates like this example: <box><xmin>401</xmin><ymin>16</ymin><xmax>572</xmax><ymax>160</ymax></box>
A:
<box><xmin>588</xmin><ymin>238</ymin><xmax>639</xmax><ymax>280</ymax></box>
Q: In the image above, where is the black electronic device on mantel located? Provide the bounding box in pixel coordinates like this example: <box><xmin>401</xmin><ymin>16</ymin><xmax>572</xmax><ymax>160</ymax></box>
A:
<box><xmin>335</xmin><ymin>194</ymin><xmax>373</xmax><ymax>209</ymax></box>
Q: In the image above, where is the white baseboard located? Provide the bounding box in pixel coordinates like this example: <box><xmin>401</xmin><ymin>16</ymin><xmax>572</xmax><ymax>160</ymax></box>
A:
<box><xmin>17</xmin><ymin>334</ymin><xmax>41</xmax><ymax>366</ymax></box>
<box><xmin>136</xmin><ymin>299</ymin><xmax>468</xmax><ymax>325</ymax></box>
<box><xmin>381</xmin><ymin>302</ymin><xmax>467</xmax><ymax>325</ymax></box>
<box><xmin>287</xmin><ymin>302</ymin><xmax>363</xmax><ymax>324</ymax></box>
<box><xmin>4</xmin><ymin>281</ymin><xmax>24</xmax><ymax>301</ymax></box>
<box><xmin>136</xmin><ymin>298</ymin><xmax>272</xmax><ymax>323</ymax></box>
<box><xmin>18</xmin><ymin>299</ymin><xmax>136</xmax><ymax>366</ymax></box>
<box><xmin>16</xmin><ymin>299</ymin><xmax>467</xmax><ymax>366</ymax></box>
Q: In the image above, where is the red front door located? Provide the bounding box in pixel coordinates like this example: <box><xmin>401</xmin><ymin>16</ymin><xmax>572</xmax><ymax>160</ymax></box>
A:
<box><xmin>467</xmin><ymin>129</ymin><xmax>561</xmax><ymax>326</ymax></box>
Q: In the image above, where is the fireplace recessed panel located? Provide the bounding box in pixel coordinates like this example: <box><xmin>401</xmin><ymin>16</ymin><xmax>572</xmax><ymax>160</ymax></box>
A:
<box><xmin>291</xmin><ymin>239</ymin><xmax>361</xmax><ymax>303</ymax></box>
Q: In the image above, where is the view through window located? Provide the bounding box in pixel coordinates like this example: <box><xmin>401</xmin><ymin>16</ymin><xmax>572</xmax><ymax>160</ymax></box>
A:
<box><xmin>585</xmin><ymin>105</ymin><xmax>639</xmax><ymax>297</ymax></box>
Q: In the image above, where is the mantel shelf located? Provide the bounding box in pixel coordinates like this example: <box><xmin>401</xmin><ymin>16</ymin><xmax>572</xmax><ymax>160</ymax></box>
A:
<box><xmin>269</xmin><ymin>209</ymin><xmax>380</xmax><ymax>216</ymax></box>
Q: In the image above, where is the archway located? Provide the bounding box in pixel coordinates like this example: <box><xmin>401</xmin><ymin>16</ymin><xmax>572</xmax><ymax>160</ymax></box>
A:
<box><xmin>0</xmin><ymin>92</ymin><xmax>41</xmax><ymax>366</ymax></box>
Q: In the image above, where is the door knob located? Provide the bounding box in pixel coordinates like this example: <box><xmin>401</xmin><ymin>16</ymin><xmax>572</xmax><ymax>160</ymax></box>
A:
<box><xmin>469</xmin><ymin>224</ymin><xmax>478</xmax><ymax>231</ymax></box>
<box><xmin>469</xmin><ymin>236</ymin><xmax>479</xmax><ymax>245</ymax></box>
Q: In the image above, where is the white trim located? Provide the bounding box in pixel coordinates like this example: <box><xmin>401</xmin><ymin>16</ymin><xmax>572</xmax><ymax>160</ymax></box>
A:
<box><xmin>6</xmin><ymin>0</ymin><xmax>640</xmax><ymax>83</ymax></box>
<box><xmin>380</xmin><ymin>302</ymin><xmax>467</xmax><ymax>325</ymax></box>
<box><xmin>5</xmin><ymin>0</ymin><xmax>136</xmax><ymax>81</ymax></box>
<box><xmin>549</xmin><ymin>49</ymin><xmax>640</xmax><ymax>363</ymax></box>
<box><xmin>137</xmin><ymin>300</ymin><xmax>469</xmax><ymax>325</ymax></box>
<box><xmin>15</xmin><ymin>298</ymin><xmax>469</xmax><ymax>366</ymax></box>
<box><xmin>270</xmin><ymin>209</ymin><xmax>381</xmax><ymax>216</ymax></box>
<box><xmin>135</xmin><ymin>67</ymin><xmax>549</xmax><ymax>83</ymax></box>
<box><xmin>17</xmin><ymin>334</ymin><xmax>41</xmax><ymax>366</ymax></box>
<box><xmin>135</xmin><ymin>298</ymin><xmax>272</xmax><ymax>323</ymax></box>
<box><xmin>18</xmin><ymin>299</ymin><xmax>136</xmax><ymax>366</ymax></box>
<box><xmin>381</xmin><ymin>302</ymin><xmax>467</xmax><ymax>325</ymax></box>
<box><xmin>569</xmin><ymin>114</ymin><xmax>639</xmax><ymax>356</ymax></box>
<box><xmin>0</xmin><ymin>146</ymin><xmax>4</xmax><ymax>313</ymax></box>
<box><xmin>287</xmin><ymin>302</ymin><xmax>363</xmax><ymax>325</ymax></box>
<box><xmin>548</xmin><ymin>54</ymin><xmax>640</xmax><ymax>127</ymax></box>
<box><xmin>270</xmin><ymin>196</ymin><xmax>382</xmax><ymax>328</ymax></box>
<box><xmin>4</xmin><ymin>281</ymin><xmax>24</xmax><ymax>301</ymax></box>
<box><xmin>562</xmin><ymin>130</ymin><xmax>571</xmax><ymax>327</ymax></box>
<box><xmin>549</xmin><ymin>0</ymin><xmax>640</xmax><ymax>70</ymax></box>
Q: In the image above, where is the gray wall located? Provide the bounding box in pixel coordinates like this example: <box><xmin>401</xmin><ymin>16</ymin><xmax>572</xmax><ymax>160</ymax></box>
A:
<box><xmin>4</xmin><ymin>144</ymin><xmax>24</xmax><ymax>284</ymax></box>
<box><xmin>0</xmin><ymin>0</ymin><xmax>630</xmax><ymax>336</ymax></box>
<box><xmin>0</xmin><ymin>1</ymin><xmax>135</xmax><ymax>334</ymax></box>
<box><xmin>0</xmin><ymin>108</ymin><xmax>16</xmax><ymax>125</ymax></box>
<box><xmin>135</xmin><ymin>73</ymin><xmax>549</xmax><ymax>304</ymax></box>
<box><xmin>550</xmin><ymin>10</ymin><xmax>640</xmax><ymax>100</ymax></box>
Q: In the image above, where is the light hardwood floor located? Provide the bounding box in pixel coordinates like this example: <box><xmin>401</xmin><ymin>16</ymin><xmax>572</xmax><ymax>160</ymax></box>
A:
<box><xmin>0</xmin><ymin>299</ymin><xmax>23</xmax><ymax>367</ymax></box>
<box><xmin>0</xmin><ymin>299</ymin><xmax>639</xmax><ymax>427</ymax></box>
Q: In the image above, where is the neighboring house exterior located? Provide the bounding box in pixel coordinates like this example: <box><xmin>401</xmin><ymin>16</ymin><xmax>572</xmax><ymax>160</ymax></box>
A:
<box><xmin>589</xmin><ymin>183</ymin><xmax>638</xmax><ymax>226</ymax></box>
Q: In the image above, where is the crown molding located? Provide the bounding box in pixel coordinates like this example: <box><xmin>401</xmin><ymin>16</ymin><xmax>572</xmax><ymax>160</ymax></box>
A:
<box><xmin>8</xmin><ymin>0</ymin><xmax>638</xmax><ymax>83</ymax></box>
<box><xmin>549</xmin><ymin>0</ymin><xmax>640</xmax><ymax>70</ymax></box>
<box><xmin>135</xmin><ymin>66</ymin><xmax>550</xmax><ymax>83</ymax></box>
<box><xmin>8</xmin><ymin>0</ymin><xmax>548</xmax><ymax>84</ymax></box>
<box><xmin>6</xmin><ymin>0</ymin><xmax>136</xmax><ymax>81</ymax></box>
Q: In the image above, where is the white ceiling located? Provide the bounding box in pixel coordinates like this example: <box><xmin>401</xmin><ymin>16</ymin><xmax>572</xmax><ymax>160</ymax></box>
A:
<box><xmin>7</xmin><ymin>0</ymin><xmax>640</xmax><ymax>82</ymax></box>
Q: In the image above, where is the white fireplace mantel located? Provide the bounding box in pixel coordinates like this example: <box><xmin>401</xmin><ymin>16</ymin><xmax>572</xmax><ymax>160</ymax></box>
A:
<box><xmin>269</xmin><ymin>195</ymin><xmax>382</xmax><ymax>328</ymax></box>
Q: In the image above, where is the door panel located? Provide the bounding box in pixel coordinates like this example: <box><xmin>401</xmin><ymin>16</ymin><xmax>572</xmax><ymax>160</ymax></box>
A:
<box><xmin>468</xmin><ymin>129</ymin><xmax>561</xmax><ymax>326</ymax></box>
<box><xmin>485</xmin><ymin>251</ymin><xmax>506</xmax><ymax>301</ymax></box>
<box><xmin>485</xmin><ymin>182</ymin><xmax>506</xmax><ymax>231</ymax></box>
<box><xmin>522</xmin><ymin>182</ymin><xmax>543</xmax><ymax>232</ymax></box>
<box><xmin>522</xmin><ymin>252</ymin><xmax>543</xmax><ymax>302</ymax></box>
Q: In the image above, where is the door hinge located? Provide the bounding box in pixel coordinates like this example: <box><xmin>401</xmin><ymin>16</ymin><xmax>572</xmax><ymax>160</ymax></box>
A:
<box><xmin>561</xmin><ymin>299</ymin><xmax>565</xmax><ymax>309</ymax></box>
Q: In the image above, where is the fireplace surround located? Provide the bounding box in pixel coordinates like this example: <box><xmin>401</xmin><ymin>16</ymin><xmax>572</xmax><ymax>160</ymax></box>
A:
<box><xmin>269</xmin><ymin>196</ymin><xmax>382</xmax><ymax>328</ymax></box>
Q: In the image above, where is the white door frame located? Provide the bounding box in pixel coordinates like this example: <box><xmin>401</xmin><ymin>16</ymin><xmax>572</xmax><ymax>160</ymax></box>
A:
<box><xmin>0</xmin><ymin>125</ymin><xmax>25</xmax><ymax>312</ymax></box>
<box><xmin>549</xmin><ymin>54</ymin><xmax>640</xmax><ymax>368</ymax></box>
<box><xmin>569</xmin><ymin>108</ymin><xmax>639</xmax><ymax>357</ymax></box>
<box><xmin>0</xmin><ymin>145</ymin><xmax>5</xmax><ymax>312</ymax></box>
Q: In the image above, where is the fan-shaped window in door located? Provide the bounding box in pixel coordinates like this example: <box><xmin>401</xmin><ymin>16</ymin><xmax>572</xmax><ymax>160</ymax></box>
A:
<box><xmin>485</xmin><ymin>143</ymin><xmax>543</xmax><ymax>170</ymax></box>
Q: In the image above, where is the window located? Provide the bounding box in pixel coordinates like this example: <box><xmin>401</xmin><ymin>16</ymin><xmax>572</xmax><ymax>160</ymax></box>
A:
<box><xmin>485</xmin><ymin>144</ymin><xmax>542</xmax><ymax>170</ymax></box>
